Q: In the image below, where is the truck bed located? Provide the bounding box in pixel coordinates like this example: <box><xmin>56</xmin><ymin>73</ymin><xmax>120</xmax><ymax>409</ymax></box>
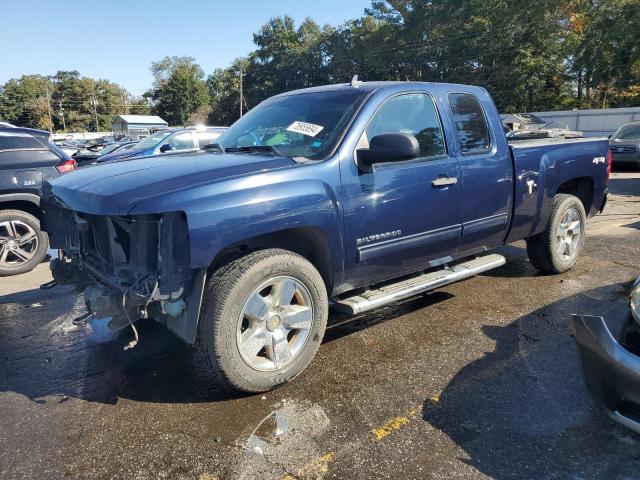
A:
<box><xmin>505</xmin><ymin>136</ymin><xmax>609</xmax><ymax>243</ymax></box>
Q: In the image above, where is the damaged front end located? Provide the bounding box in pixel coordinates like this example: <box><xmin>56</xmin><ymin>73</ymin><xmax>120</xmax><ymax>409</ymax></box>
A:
<box><xmin>43</xmin><ymin>201</ymin><xmax>206</xmax><ymax>345</ymax></box>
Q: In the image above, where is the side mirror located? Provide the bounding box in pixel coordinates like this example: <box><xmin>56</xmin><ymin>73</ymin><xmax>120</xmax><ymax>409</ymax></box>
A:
<box><xmin>607</xmin><ymin>135</ymin><xmax>612</xmax><ymax>139</ymax></box>
<box><xmin>357</xmin><ymin>133</ymin><xmax>420</xmax><ymax>166</ymax></box>
<box><xmin>159</xmin><ymin>143</ymin><xmax>173</xmax><ymax>153</ymax></box>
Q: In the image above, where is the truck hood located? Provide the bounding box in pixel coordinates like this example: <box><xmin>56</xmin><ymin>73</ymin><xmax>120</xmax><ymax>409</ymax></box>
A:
<box><xmin>44</xmin><ymin>152</ymin><xmax>296</xmax><ymax>215</ymax></box>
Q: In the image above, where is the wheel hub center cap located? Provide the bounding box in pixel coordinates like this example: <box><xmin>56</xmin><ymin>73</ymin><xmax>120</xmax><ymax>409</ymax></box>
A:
<box><xmin>267</xmin><ymin>315</ymin><xmax>282</xmax><ymax>332</ymax></box>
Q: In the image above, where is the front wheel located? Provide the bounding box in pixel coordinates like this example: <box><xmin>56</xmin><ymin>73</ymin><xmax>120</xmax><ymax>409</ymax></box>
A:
<box><xmin>196</xmin><ymin>249</ymin><xmax>328</xmax><ymax>392</ymax></box>
<box><xmin>526</xmin><ymin>194</ymin><xmax>587</xmax><ymax>274</ymax></box>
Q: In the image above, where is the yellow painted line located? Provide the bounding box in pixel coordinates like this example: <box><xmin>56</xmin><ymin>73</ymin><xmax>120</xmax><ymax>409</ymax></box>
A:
<box><xmin>282</xmin><ymin>451</ymin><xmax>336</xmax><ymax>479</ymax></box>
<box><xmin>371</xmin><ymin>406</ymin><xmax>422</xmax><ymax>442</ymax></box>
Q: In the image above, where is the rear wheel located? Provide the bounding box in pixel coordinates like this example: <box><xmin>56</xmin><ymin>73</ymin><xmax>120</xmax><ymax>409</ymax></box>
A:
<box><xmin>196</xmin><ymin>249</ymin><xmax>328</xmax><ymax>392</ymax></box>
<box><xmin>0</xmin><ymin>209</ymin><xmax>48</xmax><ymax>276</ymax></box>
<box><xmin>526</xmin><ymin>194</ymin><xmax>586</xmax><ymax>274</ymax></box>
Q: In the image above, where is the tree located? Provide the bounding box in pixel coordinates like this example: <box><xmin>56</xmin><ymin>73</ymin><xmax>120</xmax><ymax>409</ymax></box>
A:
<box><xmin>0</xmin><ymin>75</ymin><xmax>54</xmax><ymax>131</ymax></box>
<box><xmin>147</xmin><ymin>56</ymin><xmax>211</xmax><ymax>125</ymax></box>
<box><xmin>570</xmin><ymin>0</ymin><xmax>640</xmax><ymax>108</ymax></box>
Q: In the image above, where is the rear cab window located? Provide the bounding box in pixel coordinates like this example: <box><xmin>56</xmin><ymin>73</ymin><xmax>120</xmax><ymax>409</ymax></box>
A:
<box><xmin>448</xmin><ymin>93</ymin><xmax>491</xmax><ymax>155</ymax></box>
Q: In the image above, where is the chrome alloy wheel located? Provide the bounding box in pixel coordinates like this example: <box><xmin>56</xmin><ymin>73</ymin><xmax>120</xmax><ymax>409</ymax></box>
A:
<box><xmin>0</xmin><ymin>220</ymin><xmax>39</xmax><ymax>268</ymax></box>
<box><xmin>236</xmin><ymin>276</ymin><xmax>314</xmax><ymax>371</ymax></box>
<box><xmin>556</xmin><ymin>207</ymin><xmax>582</xmax><ymax>261</ymax></box>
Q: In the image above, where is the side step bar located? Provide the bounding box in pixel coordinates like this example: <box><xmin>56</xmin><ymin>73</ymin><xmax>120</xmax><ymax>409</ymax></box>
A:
<box><xmin>334</xmin><ymin>254</ymin><xmax>506</xmax><ymax>315</ymax></box>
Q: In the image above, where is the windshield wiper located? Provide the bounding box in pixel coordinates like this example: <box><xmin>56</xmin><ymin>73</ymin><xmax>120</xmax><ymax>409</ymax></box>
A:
<box><xmin>224</xmin><ymin>145</ymin><xmax>286</xmax><ymax>157</ymax></box>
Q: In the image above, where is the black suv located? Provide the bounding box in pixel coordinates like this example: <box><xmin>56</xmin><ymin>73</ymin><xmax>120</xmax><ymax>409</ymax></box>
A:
<box><xmin>0</xmin><ymin>128</ymin><xmax>76</xmax><ymax>276</ymax></box>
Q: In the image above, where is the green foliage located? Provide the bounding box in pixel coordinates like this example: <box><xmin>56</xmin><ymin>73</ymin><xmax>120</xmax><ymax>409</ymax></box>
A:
<box><xmin>0</xmin><ymin>70</ymin><xmax>145</xmax><ymax>132</ymax></box>
<box><xmin>147</xmin><ymin>56</ymin><xmax>211</xmax><ymax>126</ymax></box>
<box><xmin>208</xmin><ymin>0</ymin><xmax>640</xmax><ymax>124</ymax></box>
<box><xmin>2</xmin><ymin>1</ymin><xmax>639</xmax><ymax>130</ymax></box>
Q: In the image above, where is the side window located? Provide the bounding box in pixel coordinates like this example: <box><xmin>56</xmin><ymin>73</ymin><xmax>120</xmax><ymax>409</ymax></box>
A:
<box><xmin>365</xmin><ymin>93</ymin><xmax>446</xmax><ymax>159</ymax></box>
<box><xmin>196</xmin><ymin>131</ymin><xmax>223</xmax><ymax>148</ymax></box>
<box><xmin>449</xmin><ymin>93</ymin><xmax>491</xmax><ymax>154</ymax></box>
<box><xmin>168</xmin><ymin>132</ymin><xmax>194</xmax><ymax>151</ymax></box>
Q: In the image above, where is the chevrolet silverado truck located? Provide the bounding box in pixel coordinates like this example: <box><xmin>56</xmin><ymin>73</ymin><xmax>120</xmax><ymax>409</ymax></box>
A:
<box><xmin>41</xmin><ymin>81</ymin><xmax>610</xmax><ymax>392</ymax></box>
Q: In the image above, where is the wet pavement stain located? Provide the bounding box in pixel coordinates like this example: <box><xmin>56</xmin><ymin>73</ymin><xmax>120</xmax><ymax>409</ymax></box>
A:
<box><xmin>1</xmin><ymin>171</ymin><xmax>640</xmax><ymax>479</ymax></box>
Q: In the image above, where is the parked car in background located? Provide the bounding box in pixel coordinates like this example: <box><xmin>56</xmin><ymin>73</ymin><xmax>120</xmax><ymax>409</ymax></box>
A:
<box><xmin>55</xmin><ymin>140</ymin><xmax>88</xmax><ymax>158</ymax></box>
<box><xmin>73</xmin><ymin>141</ymin><xmax>137</xmax><ymax>166</ymax></box>
<box><xmin>42</xmin><ymin>81</ymin><xmax>609</xmax><ymax>392</ymax></box>
<box><xmin>609</xmin><ymin>121</ymin><xmax>640</xmax><ymax>167</ymax></box>
<box><xmin>573</xmin><ymin>276</ymin><xmax>640</xmax><ymax>433</ymax></box>
<box><xmin>115</xmin><ymin>134</ymin><xmax>147</xmax><ymax>143</ymax></box>
<box><xmin>0</xmin><ymin>125</ymin><xmax>51</xmax><ymax>143</ymax></box>
<box><xmin>0</xmin><ymin>130</ymin><xmax>75</xmax><ymax>276</ymax></box>
<box><xmin>97</xmin><ymin>127</ymin><xmax>228</xmax><ymax>163</ymax></box>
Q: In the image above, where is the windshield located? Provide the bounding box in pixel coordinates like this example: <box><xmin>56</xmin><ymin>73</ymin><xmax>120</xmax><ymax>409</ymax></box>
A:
<box><xmin>614</xmin><ymin>124</ymin><xmax>640</xmax><ymax>140</ymax></box>
<box><xmin>218</xmin><ymin>89</ymin><xmax>368</xmax><ymax>160</ymax></box>
<box><xmin>134</xmin><ymin>130</ymin><xmax>172</xmax><ymax>149</ymax></box>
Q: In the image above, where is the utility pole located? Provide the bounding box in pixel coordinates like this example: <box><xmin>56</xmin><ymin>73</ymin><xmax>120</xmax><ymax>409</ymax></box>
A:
<box><xmin>91</xmin><ymin>95</ymin><xmax>99</xmax><ymax>132</ymax></box>
<box><xmin>45</xmin><ymin>88</ymin><xmax>53</xmax><ymax>132</ymax></box>
<box><xmin>58</xmin><ymin>100</ymin><xmax>66</xmax><ymax>133</ymax></box>
<box><xmin>239</xmin><ymin>66</ymin><xmax>244</xmax><ymax>118</ymax></box>
<box><xmin>123</xmin><ymin>93</ymin><xmax>129</xmax><ymax>114</ymax></box>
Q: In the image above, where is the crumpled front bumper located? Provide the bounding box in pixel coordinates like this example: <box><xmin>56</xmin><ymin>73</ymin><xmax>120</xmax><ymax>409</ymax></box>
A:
<box><xmin>572</xmin><ymin>314</ymin><xmax>640</xmax><ymax>433</ymax></box>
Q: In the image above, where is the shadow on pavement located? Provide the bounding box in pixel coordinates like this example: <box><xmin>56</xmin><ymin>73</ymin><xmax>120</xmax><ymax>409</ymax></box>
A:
<box><xmin>0</xmin><ymin>243</ymin><xmax>541</xmax><ymax>407</ymax></box>
<box><xmin>422</xmin><ymin>282</ymin><xmax>640</xmax><ymax>479</ymax></box>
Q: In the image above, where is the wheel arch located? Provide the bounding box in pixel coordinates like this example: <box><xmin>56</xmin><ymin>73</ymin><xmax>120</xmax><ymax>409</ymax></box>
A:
<box><xmin>556</xmin><ymin>176</ymin><xmax>595</xmax><ymax>217</ymax></box>
<box><xmin>209</xmin><ymin>226</ymin><xmax>335</xmax><ymax>293</ymax></box>
<box><xmin>0</xmin><ymin>194</ymin><xmax>43</xmax><ymax>222</ymax></box>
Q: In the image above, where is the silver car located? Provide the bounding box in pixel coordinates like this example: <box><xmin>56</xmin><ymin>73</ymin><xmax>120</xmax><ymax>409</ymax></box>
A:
<box><xmin>609</xmin><ymin>121</ymin><xmax>640</xmax><ymax>166</ymax></box>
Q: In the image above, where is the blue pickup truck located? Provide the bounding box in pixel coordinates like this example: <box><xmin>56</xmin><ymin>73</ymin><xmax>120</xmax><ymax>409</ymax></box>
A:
<box><xmin>41</xmin><ymin>81</ymin><xmax>610</xmax><ymax>392</ymax></box>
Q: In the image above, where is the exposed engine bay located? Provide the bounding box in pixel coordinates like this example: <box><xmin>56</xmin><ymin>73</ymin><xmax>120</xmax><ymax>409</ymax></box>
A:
<box><xmin>42</xmin><ymin>201</ymin><xmax>206</xmax><ymax>345</ymax></box>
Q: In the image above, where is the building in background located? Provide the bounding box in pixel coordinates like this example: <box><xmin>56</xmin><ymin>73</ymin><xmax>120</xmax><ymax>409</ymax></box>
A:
<box><xmin>111</xmin><ymin>115</ymin><xmax>168</xmax><ymax>135</ymax></box>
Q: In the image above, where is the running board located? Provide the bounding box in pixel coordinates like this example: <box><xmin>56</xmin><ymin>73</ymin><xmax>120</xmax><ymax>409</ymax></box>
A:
<box><xmin>335</xmin><ymin>254</ymin><xmax>506</xmax><ymax>315</ymax></box>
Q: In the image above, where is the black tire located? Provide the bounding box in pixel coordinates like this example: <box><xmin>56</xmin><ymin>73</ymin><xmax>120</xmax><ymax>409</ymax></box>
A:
<box><xmin>196</xmin><ymin>248</ymin><xmax>328</xmax><ymax>393</ymax></box>
<box><xmin>526</xmin><ymin>194</ymin><xmax>586</xmax><ymax>274</ymax></box>
<box><xmin>0</xmin><ymin>209</ymin><xmax>49</xmax><ymax>277</ymax></box>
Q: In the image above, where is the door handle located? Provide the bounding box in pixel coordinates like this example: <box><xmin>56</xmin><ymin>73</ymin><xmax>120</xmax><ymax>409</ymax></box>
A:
<box><xmin>431</xmin><ymin>176</ymin><xmax>458</xmax><ymax>187</ymax></box>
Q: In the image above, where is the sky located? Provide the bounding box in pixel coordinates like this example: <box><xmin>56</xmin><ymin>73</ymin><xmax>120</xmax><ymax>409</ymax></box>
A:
<box><xmin>1</xmin><ymin>0</ymin><xmax>372</xmax><ymax>96</ymax></box>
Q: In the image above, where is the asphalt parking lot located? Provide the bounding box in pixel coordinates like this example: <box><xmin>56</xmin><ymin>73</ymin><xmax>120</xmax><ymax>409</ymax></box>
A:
<box><xmin>1</xmin><ymin>169</ymin><xmax>640</xmax><ymax>480</ymax></box>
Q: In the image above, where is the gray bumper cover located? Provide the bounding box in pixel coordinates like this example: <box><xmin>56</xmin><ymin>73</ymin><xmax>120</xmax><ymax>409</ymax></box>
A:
<box><xmin>572</xmin><ymin>314</ymin><xmax>640</xmax><ymax>433</ymax></box>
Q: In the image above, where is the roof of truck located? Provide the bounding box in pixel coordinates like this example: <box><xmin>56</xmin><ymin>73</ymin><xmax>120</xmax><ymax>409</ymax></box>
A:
<box><xmin>272</xmin><ymin>81</ymin><xmax>483</xmax><ymax>98</ymax></box>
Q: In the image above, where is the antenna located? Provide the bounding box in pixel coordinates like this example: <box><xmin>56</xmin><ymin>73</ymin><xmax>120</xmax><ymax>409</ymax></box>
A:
<box><xmin>350</xmin><ymin>74</ymin><xmax>362</xmax><ymax>87</ymax></box>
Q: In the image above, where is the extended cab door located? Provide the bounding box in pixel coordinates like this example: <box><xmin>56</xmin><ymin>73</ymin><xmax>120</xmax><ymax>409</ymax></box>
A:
<box><xmin>443</xmin><ymin>90</ymin><xmax>513</xmax><ymax>256</ymax></box>
<box><xmin>340</xmin><ymin>90</ymin><xmax>463</xmax><ymax>288</ymax></box>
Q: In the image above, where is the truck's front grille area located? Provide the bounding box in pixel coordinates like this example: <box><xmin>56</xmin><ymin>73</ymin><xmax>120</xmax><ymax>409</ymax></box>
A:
<box><xmin>44</xmin><ymin>200</ymin><xmax>191</xmax><ymax>295</ymax></box>
<box><xmin>83</xmin><ymin>215</ymin><xmax>118</xmax><ymax>273</ymax></box>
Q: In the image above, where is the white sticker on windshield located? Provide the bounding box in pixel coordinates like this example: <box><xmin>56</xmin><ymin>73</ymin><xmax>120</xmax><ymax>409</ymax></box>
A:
<box><xmin>286</xmin><ymin>121</ymin><xmax>324</xmax><ymax>137</ymax></box>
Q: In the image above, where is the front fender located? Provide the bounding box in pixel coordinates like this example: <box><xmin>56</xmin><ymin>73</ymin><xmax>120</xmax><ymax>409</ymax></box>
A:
<box><xmin>132</xmin><ymin>163</ymin><xmax>344</xmax><ymax>283</ymax></box>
